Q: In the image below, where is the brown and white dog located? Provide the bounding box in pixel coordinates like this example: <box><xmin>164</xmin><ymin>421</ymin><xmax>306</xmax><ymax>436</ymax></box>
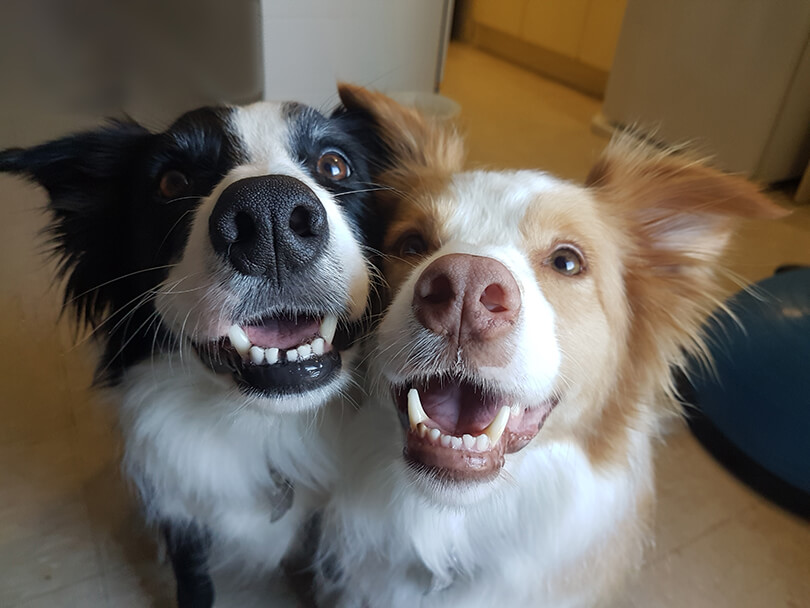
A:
<box><xmin>315</xmin><ymin>86</ymin><xmax>786</xmax><ymax>607</ymax></box>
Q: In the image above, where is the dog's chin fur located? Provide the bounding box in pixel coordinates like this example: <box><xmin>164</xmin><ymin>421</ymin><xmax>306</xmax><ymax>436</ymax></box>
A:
<box><xmin>315</xmin><ymin>85</ymin><xmax>788</xmax><ymax>608</ymax></box>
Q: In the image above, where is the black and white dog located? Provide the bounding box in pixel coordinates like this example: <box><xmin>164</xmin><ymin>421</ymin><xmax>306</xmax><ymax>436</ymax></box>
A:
<box><xmin>1</xmin><ymin>98</ymin><xmax>380</xmax><ymax>606</ymax></box>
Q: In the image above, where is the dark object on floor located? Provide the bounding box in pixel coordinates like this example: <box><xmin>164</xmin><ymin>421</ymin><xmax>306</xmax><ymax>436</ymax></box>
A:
<box><xmin>681</xmin><ymin>266</ymin><xmax>810</xmax><ymax>520</ymax></box>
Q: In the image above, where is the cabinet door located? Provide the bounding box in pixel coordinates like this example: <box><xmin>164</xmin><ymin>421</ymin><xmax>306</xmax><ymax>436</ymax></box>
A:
<box><xmin>579</xmin><ymin>0</ymin><xmax>627</xmax><ymax>71</ymax></box>
<box><xmin>473</xmin><ymin>0</ymin><xmax>526</xmax><ymax>37</ymax></box>
<box><xmin>260</xmin><ymin>0</ymin><xmax>450</xmax><ymax>106</ymax></box>
<box><xmin>522</xmin><ymin>0</ymin><xmax>589</xmax><ymax>57</ymax></box>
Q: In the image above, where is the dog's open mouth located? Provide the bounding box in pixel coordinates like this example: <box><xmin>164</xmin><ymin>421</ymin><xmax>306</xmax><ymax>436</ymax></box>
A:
<box><xmin>394</xmin><ymin>377</ymin><xmax>557</xmax><ymax>481</ymax></box>
<box><xmin>195</xmin><ymin>313</ymin><xmax>345</xmax><ymax>396</ymax></box>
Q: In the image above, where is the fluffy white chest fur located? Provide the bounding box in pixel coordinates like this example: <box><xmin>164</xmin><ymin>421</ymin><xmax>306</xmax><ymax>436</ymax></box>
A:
<box><xmin>119</xmin><ymin>355</ymin><xmax>341</xmax><ymax>574</ymax></box>
<box><xmin>318</xmin><ymin>403</ymin><xmax>652</xmax><ymax>608</ymax></box>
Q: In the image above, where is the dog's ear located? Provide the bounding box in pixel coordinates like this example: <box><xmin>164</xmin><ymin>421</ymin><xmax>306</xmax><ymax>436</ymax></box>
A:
<box><xmin>336</xmin><ymin>83</ymin><xmax>465</xmax><ymax>177</ymax></box>
<box><xmin>587</xmin><ymin>136</ymin><xmax>787</xmax><ymax>261</ymax></box>
<box><xmin>0</xmin><ymin>120</ymin><xmax>151</xmax><ymax>200</ymax></box>
<box><xmin>587</xmin><ymin>134</ymin><xmax>789</xmax><ymax>392</ymax></box>
<box><xmin>0</xmin><ymin>121</ymin><xmax>152</xmax><ymax>327</ymax></box>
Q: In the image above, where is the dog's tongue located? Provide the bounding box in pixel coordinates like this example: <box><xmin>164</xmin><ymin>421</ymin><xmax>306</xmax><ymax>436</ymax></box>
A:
<box><xmin>245</xmin><ymin>316</ymin><xmax>320</xmax><ymax>350</ymax></box>
<box><xmin>417</xmin><ymin>378</ymin><xmax>502</xmax><ymax>435</ymax></box>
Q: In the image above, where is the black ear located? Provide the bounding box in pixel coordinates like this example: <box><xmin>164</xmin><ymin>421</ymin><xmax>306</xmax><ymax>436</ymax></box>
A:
<box><xmin>0</xmin><ymin>120</ymin><xmax>150</xmax><ymax>196</ymax></box>
<box><xmin>0</xmin><ymin>120</ymin><xmax>152</xmax><ymax>327</ymax></box>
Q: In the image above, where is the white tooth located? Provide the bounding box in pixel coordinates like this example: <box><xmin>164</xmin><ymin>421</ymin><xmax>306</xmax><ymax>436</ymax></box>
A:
<box><xmin>265</xmin><ymin>347</ymin><xmax>279</xmax><ymax>365</ymax></box>
<box><xmin>319</xmin><ymin>314</ymin><xmax>338</xmax><ymax>344</ymax></box>
<box><xmin>450</xmin><ymin>436</ymin><xmax>462</xmax><ymax>449</ymax></box>
<box><xmin>298</xmin><ymin>344</ymin><xmax>312</xmax><ymax>360</ymax></box>
<box><xmin>510</xmin><ymin>403</ymin><xmax>523</xmax><ymax>417</ymax></box>
<box><xmin>286</xmin><ymin>349</ymin><xmax>299</xmax><ymax>362</ymax></box>
<box><xmin>428</xmin><ymin>428</ymin><xmax>441</xmax><ymax>442</ymax></box>
<box><xmin>312</xmin><ymin>337</ymin><xmax>325</xmax><ymax>356</ymax></box>
<box><xmin>462</xmin><ymin>434</ymin><xmax>475</xmax><ymax>449</ymax></box>
<box><xmin>227</xmin><ymin>325</ymin><xmax>251</xmax><ymax>356</ymax></box>
<box><xmin>417</xmin><ymin>423</ymin><xmax>428</xmax><ymax>438</ymax></box>
<box><xmin>484</xmin><ymin>406</ymin><xmax>511</xmax><ymax>445</ymax></box>
<box><xmin>475</xmin><ymin>434</ymin><xmax>490</xmax><ymax>451</ymax></box>
<box><xmin>249</xmin><ymin>346</ymin><xmax>265</xmax><ymax>364</ymax></box>
<box><xmin>440</xmin><ymin>434</ymin><xmax>452</xmax><ymax>447</ymax></box>
<box><xmin>407</xmin><ymin>388</ymin><xmax>428</xmax><ymax>430</ymax></box>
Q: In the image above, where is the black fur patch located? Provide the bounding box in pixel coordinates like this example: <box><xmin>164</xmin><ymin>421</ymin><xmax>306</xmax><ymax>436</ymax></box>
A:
<box><xmin>0</xmin><ymin>107</ymin><xmax>243</xmax><ymax>383</ymax></box>
<box><xmin>286</xmin><ymin>102</ymin><xmax>386</xmax><ymax>250</ymax></box>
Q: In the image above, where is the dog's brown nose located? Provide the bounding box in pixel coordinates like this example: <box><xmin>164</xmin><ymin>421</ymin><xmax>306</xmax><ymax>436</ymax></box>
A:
<box><xmin>413</xmin><ymin>254</ymin><xmax>521</xmax><ymax>343</ymax></box>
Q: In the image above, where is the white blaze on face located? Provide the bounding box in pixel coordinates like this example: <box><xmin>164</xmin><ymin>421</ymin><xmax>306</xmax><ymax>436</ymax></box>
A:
<box><xmin>444</xmin><ymin>171</ymin><xmax>561</xmax><ymax>245</ymax></box>
<box><xmin>235</xmin><ymin>102</ymin><xmax>370</xmax><ymax>318</ymax></box>
<box><xmin>234</xmin><ymin>101</ymin><xmax>299</xmax><ymax>165</ymax></box>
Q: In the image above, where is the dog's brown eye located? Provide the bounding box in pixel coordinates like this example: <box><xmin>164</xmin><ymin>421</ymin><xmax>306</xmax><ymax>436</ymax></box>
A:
<box><xmin>550</xmin><ymin>247</ymin><xmax>584</xmax><ymax>276</ymax></box>
<box><xmin>159</xmin><ymin>170</ymin><xmax>191</xmax><ymax>200</ymax></box>
<box><xmin>396</xmin><ymin>232</ymin><xmax>428</xmax><ymax>257</ymax></box>
<box><xmin>317</xmin><ymin>151</ymin><xmax>350</xmax><ymax>181</ymax></box>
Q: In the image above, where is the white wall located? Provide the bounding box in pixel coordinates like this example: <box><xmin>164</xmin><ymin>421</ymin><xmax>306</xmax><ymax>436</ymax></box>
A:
<box><xmin>259</xmin><ymin>0</ymin><xmax>453</xmax><ymax>110</ymax></box>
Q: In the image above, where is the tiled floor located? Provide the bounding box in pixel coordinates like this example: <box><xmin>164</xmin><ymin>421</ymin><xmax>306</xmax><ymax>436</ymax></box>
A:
<box><xmin>1</xmin><ymin>41</ymin><xmax>808</xmax><ymax>607</ymax></box>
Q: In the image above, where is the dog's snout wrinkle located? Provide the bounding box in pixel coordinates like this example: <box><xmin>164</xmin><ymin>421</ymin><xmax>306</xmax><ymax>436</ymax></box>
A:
<box><xmin>414</xmin><ymin>254</ymin><xmax>521</xmax><ymax>348</ymax></box>
<box><xmin>209</xmin><ymin>175</ymin><xmax>328</xmax><ymax>282</ymax></box>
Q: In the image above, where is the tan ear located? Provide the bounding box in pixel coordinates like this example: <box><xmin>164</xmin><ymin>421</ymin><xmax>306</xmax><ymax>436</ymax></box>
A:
<box><xmin>587</xmin><ymin>135</ymin><xmax>790</xmax><ymax>397</ymax></box>
<box><xmin>337</xmin><ymin>83</ymin><xmax>465</xmax><ymax>176</ymax></box>
<box><xmin>587</xmin><ymin>135</ymin><xmax>789</xmax><ymax>262</ymax></box>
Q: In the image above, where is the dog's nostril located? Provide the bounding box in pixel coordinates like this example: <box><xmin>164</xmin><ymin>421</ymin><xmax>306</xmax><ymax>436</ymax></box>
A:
<box><xmin>480</xmin><ymin>284</ymin><xmax>508</xmax><ymax>313</ymax></box>
<box><xmin>233</xmin><ymin>211</ymin><xmax>256</xmax><ymax>244</ymax></box>
<box><xmin>289</xmin><ymin>205</ymin><xmax>315</xmax><ymax>238</ymax></box>
<box><xmin>421</xmin><ymin>274</ymin><xmax>455</xmax><ymax>305</ymax></box>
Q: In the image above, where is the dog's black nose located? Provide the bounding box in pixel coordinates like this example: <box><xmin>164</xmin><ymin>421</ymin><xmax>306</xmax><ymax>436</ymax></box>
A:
<box><xmin>209</xmin><ymin>175</ymin><xmax>328</xmax><ymax>280</ymax></box>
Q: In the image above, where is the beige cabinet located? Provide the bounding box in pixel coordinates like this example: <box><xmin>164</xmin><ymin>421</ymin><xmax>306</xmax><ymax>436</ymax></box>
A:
<box><xmin>580</xmin><ymin>0</ymin><xmax>628</xmax><ymax>71</ymax></box>
<box><xmin>259</xmin><ymin>0</ymin><xmax>454</xmax><ymax>107</ymax></box>
<box><xmin>472</xmin><ymin>0</ymin><xmax>524</xmax><ymax>37</ymax></box>
<box><xmin>522</xmin><ymin>0</ymin><xmax>590</xmax><ymax>58</ymax></box>
<box><xmin>469</xmin><ymin>0</ymin><xmax>627</xmax><ymax>95</ymax></box>
<box><xmin>603</xmin><ymin>0</ymin><xmax>810</xmax><ymax>183</ymax></box>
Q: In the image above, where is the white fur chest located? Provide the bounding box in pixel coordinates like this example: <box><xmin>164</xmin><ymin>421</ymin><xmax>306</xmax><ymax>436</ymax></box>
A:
<box><xmin>117</xmin><ymin>356</ymin><xmax>340</xmax><ymax>573</ymax></box>
<box><xmin>319</xmin><ymin>403</ymin><xmax>652</xmax><ymax>607</ymax></box>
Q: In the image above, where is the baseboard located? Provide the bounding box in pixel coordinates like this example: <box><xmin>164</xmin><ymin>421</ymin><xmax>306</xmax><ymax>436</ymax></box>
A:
<box><xmin>472</xmin><ymin>24</ymin><xmax>608</xmax><ymax>99</ymax></box>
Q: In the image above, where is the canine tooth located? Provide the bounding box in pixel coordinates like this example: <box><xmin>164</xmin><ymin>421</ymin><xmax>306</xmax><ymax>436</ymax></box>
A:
<box><xmin>483</xmin><ymin>406</ymin><xmax>511</xmax><ymax>445</ymax></box>
<box><xmin>462</xmin><ymin>434</ymin><xmax>475</xmax><ymax>449</ymax></box>
<box><xmin>319</xmin><ymin>314</ymin><xmax>338</xmax><ymax>344</ymax></box>
<box><xmin>286</xmin><ymin>349</ymin><xmax>299</xmax><ymax>362</ymax></box>
<box><xmin>312</xmin><ymin>337</ymin><xmax>325</xmax><ymax>356</ymax></box>
<box><xmin>417</xmin><ymin>423</ymin><xmax>428</xmax><ymax>438</ymax></box>
<box><xmin>227</xmin><ymin>325</ymin><xmax>251</xmax><ymax>356</ymax></box>
<box><xmin>428</xmin><ymin>428</ymin><xmax>441</xmax><ymax>442</ymax></box>
<box><xmin>450</xmin><ymin>436</ymin><xmax>462</xmax><ymax>449</ymax></box>
<box><xmin>440</xmin><ymin>434</ymin><xmax>452</xmax><ymax>447</ymax></box>
<box><xmin>298</xmin><ymin>344</ymin><xmax>313</xmax><ymax>360</ymax></box>
<box><xmin>407</xmin><ymin>388</ymin><xmax>428</xmax><ymax>430</ymax></box>
<box><xmin>475</xmin><ymin>434</ymin><xmax>490</xmax><ymax>451</ymax></box>
<box><xmin>265</xmin><ymin>347</ymin><xmax>279</xmax><ymax>365</ymax></box>
<box><xmin>249</xmin><ymin>346</ymin><xmax>265</xmax><ymax>364</ymax></box>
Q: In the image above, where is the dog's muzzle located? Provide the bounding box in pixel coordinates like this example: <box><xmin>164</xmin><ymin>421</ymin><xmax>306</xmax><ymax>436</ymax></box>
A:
<box><xmin>194</xmin><ymin>175</ymin><xmax>353</xmax><ymax>398</ymax></box>
<box><xmin>393</xmin><ymin>254</ymin><xmax>557</xmax><ymax>481</ymax></box>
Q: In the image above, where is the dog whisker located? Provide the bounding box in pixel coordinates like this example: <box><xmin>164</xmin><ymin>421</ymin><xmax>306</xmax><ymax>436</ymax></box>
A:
<box><xmin>63</xmin><ymin>263</ymin><xmax>179</xmax><ymax>305</ymax></box>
